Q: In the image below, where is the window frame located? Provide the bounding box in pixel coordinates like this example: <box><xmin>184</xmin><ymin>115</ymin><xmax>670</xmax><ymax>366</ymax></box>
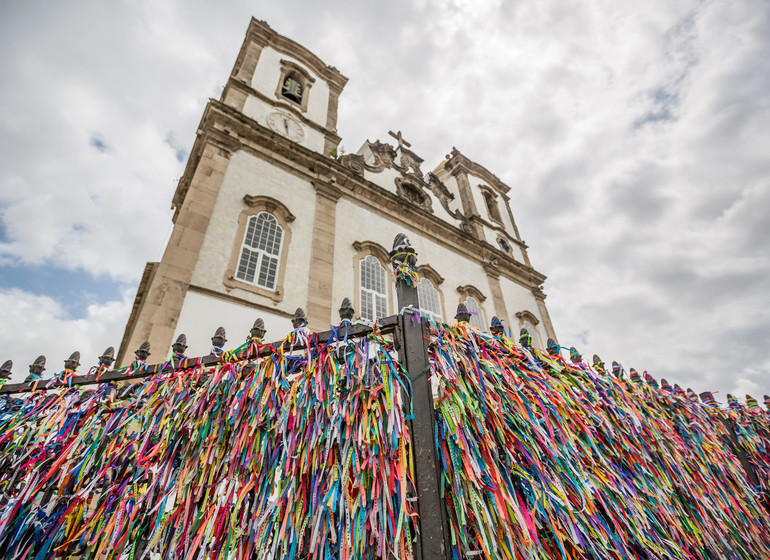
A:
<box><xmin>416</xmin><ymin>264</ymin><xmax>445</xmax><ymax>322</ymax></box>
<box><xmin>275</xmin><ymin>59</ymin><xmax>315</xmax><ymax>113</ymax></box>
<box><xmin>224</xmin><ymin>195</ymin><xmax>295</xmax><ymax>303</ymax></box>
<box><xmin>479</xmin><ymin>185</ymin><xmax>504</xmax><ymax>226</ymax></box>
<box><xmin>352</xmin><ymin>241</ymin><xmax>394</xmax><ymax>322</ymax></box>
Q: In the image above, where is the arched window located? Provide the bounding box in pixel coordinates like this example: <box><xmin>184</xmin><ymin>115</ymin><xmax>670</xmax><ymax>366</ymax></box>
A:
<box><xmin>464</xmin><ymin>297</ymin><xmax>485</xmax><ymax>329</ymax></box>
<box><xmin>281</xmin><ymin>74</ymin><xmax>303</xmax><ymax>104</ymax></box>
<box><xmin>418</xmin><ymin>278</ymin><xmax>443</xmax><ymax>322</ymax></box>
<box><xmin>360</xmin><ymin>255</ymin><xmax>388</xmax><ymax>321</ymax></box>
<box><xmin>235</xmin><ymin>212</ymin><xmax>283</xmax><ymax>290</ymax></box>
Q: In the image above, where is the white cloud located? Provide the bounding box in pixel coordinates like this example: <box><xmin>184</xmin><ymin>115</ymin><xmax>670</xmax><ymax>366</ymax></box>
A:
<box><xmin>0</xmin><ymin>288</ymin><xmax>133</xmax><ymax>384</ymax></box>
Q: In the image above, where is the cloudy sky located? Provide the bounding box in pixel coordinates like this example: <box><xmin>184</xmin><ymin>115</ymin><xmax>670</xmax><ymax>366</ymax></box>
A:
<box><xmin>1</xmin><ymin>0</ymin><xmax>768</xmax><ymax>399</ymax></box>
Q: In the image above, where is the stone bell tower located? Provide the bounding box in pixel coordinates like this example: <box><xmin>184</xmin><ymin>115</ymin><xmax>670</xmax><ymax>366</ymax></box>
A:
<box><xmin>117</xmin><ymin>19</ymin><xmax>348</xmax><ymax>365</ymax></box>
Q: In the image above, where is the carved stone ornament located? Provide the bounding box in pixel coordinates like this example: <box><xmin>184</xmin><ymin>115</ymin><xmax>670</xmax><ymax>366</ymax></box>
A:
<box><xmin>339</xmin><ymin>298</ymin><xmax>355</xmax><ymax>321</ymax></box>
<box><xmin>64</xmin><ymin>351</ymin><xmax>81</xmax><ymax>371</ymax></box>
<box><xmin>592</xmin><ymin>354</ymin><xmax>606</xmax><ymax>374</ymax></box>
<box><xmin>28</xmin><ymin>355</ymin><xmax>46</xmax><ymax>376</ymax></box>
<box><xmin>292</xmin><ymin>308</ymin><xmax>308</xmax><ymax>329</ymax></box>
<box><xmin>134</xmin><ymin>342</ymin><xmax>151</xmax><ymax>362</ymax></box>
<box><xmin>490</xmin><ymin>316</ymin><xmax>504</xmax><ymax>335</ymax></box>
<box><xmin>172</xmin><ymin>334</ymin><xmax>188</xmax><ymax>355</ymax></box>
<box><xmin>611</xmin><ymin>360</ymin><xmax>622</xmax><ymax>378</ymax></box>
<box><xmin>250</xmin><ymin>319</ymin><xmax>266</xmax><ymax>340</ymax></box>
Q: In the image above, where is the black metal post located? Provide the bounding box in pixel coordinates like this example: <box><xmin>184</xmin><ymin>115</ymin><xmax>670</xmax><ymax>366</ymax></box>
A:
<box><xmin>390</xmin><ymin>234</ymin><xmax>451</xmax><ymax>560</ymax></box>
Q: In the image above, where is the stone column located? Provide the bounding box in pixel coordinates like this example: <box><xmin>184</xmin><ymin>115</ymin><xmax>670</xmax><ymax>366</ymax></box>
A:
<box><xmin>484</xmin><ymin>264</ymin><xmax>510</xmax><ymax>326</ymax></box>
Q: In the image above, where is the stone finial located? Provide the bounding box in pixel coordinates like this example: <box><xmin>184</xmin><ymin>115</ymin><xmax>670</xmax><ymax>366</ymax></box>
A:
<box><xmin>134</xmin><ymin>342</ymin><xmax>151</xmax><ymax>362</ymax></box>
<box><xmin>250</xmin><ymin>319</ymin><xmax>266</xmax><ymax>340</ymax></box>
<box><xmin>26</xmin><ymin>355</ymin><xmax>46</xmax><ymax>382</ymax></box>
<box><xmin>592</xmin><ymin>354</ymin><xmax>606</xmax><ymax>374</ymax></box>
<box><xmin>455</xmin><ymin>303</ymin><xmax>471</xmax><ymax>323</ymax></box>
<box><xmin>660</xmin><ymin>378</ymin><xmax>672</xmax><ymax>392</ymax></box>
<box><xmin>629</xmin><ymin>368</ymin><xmax>641</xmax><ymax>384</ymax></box>
<box><xmin>568</xmin><ymin>347</ymin><xmax>582</xmax><ymax>364</ymax></box>
<box><xmin>764</xmin><ymin>395</ymin><xmax>770</xmax><ymax>410</ymax></box>
<box><xmin>490</xmin><ymin>316</ymin><xmax>504</xmax><ymax>336</ymax></box>
<box><xmin>64</xmin><ymin>351</ymin><xmax>81</xmax><ymax>371</ymax></box>
<box><xmin>673</xmin><ymin>384</ymin><xmax>686</xmax><ymax>397</ymax></box>
<box><xmin>339</xmin><ymin>298</ymin><xmax>355</xmax><ymax>321</ymax></box>
<box><xmin>292</xmin><ymin>308</ymin><xmax>308</xmax><ymax>329</ymax></box>
<box><xmin>98</xmin><ymin>347</ymin><xmax>115</xmax><ymax>367</ymax></box>
<box><xmin>745</xmin><ymin>394</ymin><xmax>758</xmax><ymax>409</ymax></box>
<box><xmin>727</xmin><ymin>394</ymin><xmax>741</xmax><ymax>411</ymax></box>
<box><xmin>686</xmin><ymin>388</ymin><xmax>698</xmax><ymax>399</ymax></box>
<box><xmin>546</xmin><ymin>338</ymin><xmax>560</xmax><ymax>357</ymax></box>
<box><xmin>519</xmin><ymin>328</ymin><xmax>532</xmax><ymax>348</ymax></box>
<box><xmin>0</xmin><ymin>360</ymin><xmax>11</xmax><ymax>380</ymax></box>
<box><xmin>172</xmin><ymin>334</ymin><xmax>188</xmax><ymax>355</ymax></box>
<box><xmin>389</xmin><ymin>233</ymin><xmax>416</xmax><ymax>270</ymax></box>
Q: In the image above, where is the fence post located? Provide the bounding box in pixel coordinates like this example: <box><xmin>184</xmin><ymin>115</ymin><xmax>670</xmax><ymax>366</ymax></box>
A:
<box><xmin>389</xmin><ymin>234</ymin><xmax>451</xmax><ymax>560</ymax></box>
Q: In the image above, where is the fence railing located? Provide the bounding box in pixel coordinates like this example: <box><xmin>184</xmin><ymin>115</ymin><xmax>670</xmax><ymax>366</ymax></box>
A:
<box><xmin>1</xmin><ymin>233</ymin><xmax>769</xmax><ymax>560</ymax></box>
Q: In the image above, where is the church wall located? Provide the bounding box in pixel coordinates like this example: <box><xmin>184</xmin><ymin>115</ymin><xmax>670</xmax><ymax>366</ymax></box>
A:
<box><xmin>189</xmin><ymin>150</ymin><xmax>316</xmax><ymax>313</ymax></box>
<box><xmin>498</xmin><ymin>275</ymin><xmax>548</xmax><ymax>345</ymax></box>
<box><xmin>172</xmin><ymin>290</ymin><xmax>292</xmax><ymax>358</ymax></box>
<box><xmin>333</xmin><ymin>198</ymin><xmax>507</xmax><ymax>325</ymax></box>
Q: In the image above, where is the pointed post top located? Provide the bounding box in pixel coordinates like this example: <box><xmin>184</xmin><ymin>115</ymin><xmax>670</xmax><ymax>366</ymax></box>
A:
<box><xmin>99</xmin><ymin>346</ymin><xmax>115</xmax><ymax>364</ymax></box>
<box><xmin>519</xmin><ymin>328</ymin><xmax>532</xmax><ymax>348</ymax></box>
<box><xmin>0</xmin><ymin>360</ymin><xmax>12</xmax><ymax>380</ymax></box>
<box><xmin>30</xmin><ymin>355</ymin><xmax>46</xmax><ymax>373</ymax></box>
<box><xmin>250</xmin><ymin>319</ymin><xmax>266</xmax><ymax>340</ymax></box>
<box><xmin>134</xmin><ymin>342</ymin><xmax>151</xmax><ymax>361</ymax></box>
<box><xmin>389</xmin><ymin>233</ymin><xmax>417</xmax><ymax>270</ymax></box>
<box><xmin>546</xmin><ymin>338</ymin><xmax>559</xmax><ymax>357</ymax></box>
<box><xmin>211</xmin><ymin>327</ymin><xmax>227</xmax><ymax>347</ymax></box>
<box><xmin>592</xmin><ymin>354</ymin><xmax>605</xmax><ymax>374</ymax></box>
<box><xmin>455</xmin><ymin>303</ymin><xmax>471</xmax><ymax>323</ymax></box>
<box><xmin>64</xmin><ymin>351</ymin><xmax>81</xmax><ymax>371</ymax></box>
<box><xmin>172</xmin><ymin>334</ymin><xmax>188</xmax><ymax>355</ymax></box>
<box><xmin>569</xmin><ymin>347</ymin><xmax>582</xmax><ymax>364</ymax></box>
<box><xmin>292</xmin><ymin>308</ymin><xmax>308</xmax><ymax>329</ymax></box>
<box><xmin>629</xmin><ymin>368</ymin><xmax>641</xmax><ymax>384</ymax></box>
<box><xmin>490</xmin><ymin>316</ymin><xmax>504</xmax><ymax>336</ymax></box>
<box><xmin>644</xmin><ymin>371</ymin><xmax>658</xmax><ymax>389</ymax></box>
<box><xmin>611</xmin><ymin>360</ymin><xmax>621</xmax><ymax>377</ymax></box>
<box><xmin>339</xmin><ymin>298</ymin><xmax>355</xmax><ymax>321</ymax></box>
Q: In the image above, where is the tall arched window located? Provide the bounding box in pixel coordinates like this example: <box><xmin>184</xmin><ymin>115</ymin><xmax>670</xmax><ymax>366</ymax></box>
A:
<box><xmin>235</xmin><ymin>212</ymin><xmax>283</xmax><ymax>290</ymax></box>
<box><xmin>464</xmin><ymin>297</ymin><xmax>485</xmax><ymax>329</ymax></box>
<box><xmin>360</xmin><ymin>255</ymin><xmax>388</xmax><ymax>321</ymax></box>
<box><xmin>483</xmin><ymin>191</ymin><xmax>502</xmax><ymax>224</ymax></box>
<box><xmin>418</xmin><ymin>278</ymin><xmax>443</xmax><ymax>322</ymax></box>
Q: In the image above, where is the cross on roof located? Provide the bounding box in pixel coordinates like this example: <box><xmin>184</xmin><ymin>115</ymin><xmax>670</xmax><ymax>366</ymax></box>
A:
<box><xmin>388</xmin><ymin>130</ymin><xmax>411</xmax><ymax>151</ymax></box>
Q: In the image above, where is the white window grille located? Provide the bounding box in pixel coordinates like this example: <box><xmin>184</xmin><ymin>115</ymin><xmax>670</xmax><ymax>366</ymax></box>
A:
<box><xmin>523</xmin><ymin>320</ymin><xmax>542</xmax><ymax>348</ymax></box>
<box><xmin>417</xmin><ymin>278</ymin><xmax>443</xmax><ymax>322</ymax></box>
<box><xmin>235</xmin><ymin>212</ymin><xmax>283</xmax><ymax>290</ymax></box>
<box><xmin>464</xmin><ymin>297</ymin><xmax>485</xmax><ymax>329</ymax></box>
<box><xmin>360</xmin><ymin>255</ymin><xmax>388</xmax><ymax>321</ymax></box>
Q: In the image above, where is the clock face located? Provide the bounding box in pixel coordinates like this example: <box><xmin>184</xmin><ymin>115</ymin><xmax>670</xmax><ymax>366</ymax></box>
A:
<box><xmin>266</xmin><ymin>112</ymin><xmax>305</xmax><ymax>142</ymax></box>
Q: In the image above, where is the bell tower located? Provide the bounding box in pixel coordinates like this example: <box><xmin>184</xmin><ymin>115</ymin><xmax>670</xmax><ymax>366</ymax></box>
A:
<box><xmin>219</xmin><ymin>19</ymin><xmax>347</xmax><ymax>156</ymax></box>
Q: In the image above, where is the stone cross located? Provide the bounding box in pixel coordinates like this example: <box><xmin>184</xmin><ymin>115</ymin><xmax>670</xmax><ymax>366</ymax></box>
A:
<box><xmin>388</xmin><ymin>130</ymin><xmax>411</xmax><ymax>151</ymax></box>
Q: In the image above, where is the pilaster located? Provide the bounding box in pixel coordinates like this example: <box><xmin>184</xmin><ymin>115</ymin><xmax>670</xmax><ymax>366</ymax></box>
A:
<box><xmin>306</xmin><ymin>181</ymin><xmax>343</xmax><ymax>331</ymax></box>
<box><xmin>484</xmin><ymin>265</ymin><xmax>510</xmax><ymax>329</ymax></box>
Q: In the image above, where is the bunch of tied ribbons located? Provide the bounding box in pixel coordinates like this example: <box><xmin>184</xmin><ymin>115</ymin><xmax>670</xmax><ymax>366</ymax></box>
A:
<box><xmin>0</xmin><ymin>332</ymin><xmax>416</xmax><ymax>560</ymax></box>
<box><xmin>726</xmin><ymin>395</ymin><xmax>770</xmax><ymax>497</ymax></box>
<box><xmin>428</xmin><ymin>323</ymin><xmax>770</xmax><ymax>560</ymax></box>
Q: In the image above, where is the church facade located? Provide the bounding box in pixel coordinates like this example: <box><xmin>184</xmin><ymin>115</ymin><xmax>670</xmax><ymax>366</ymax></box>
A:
<box><xmin>117</xmin><ymin>18</ymin><xmax>557</xmax><ymax>365</ymax></box>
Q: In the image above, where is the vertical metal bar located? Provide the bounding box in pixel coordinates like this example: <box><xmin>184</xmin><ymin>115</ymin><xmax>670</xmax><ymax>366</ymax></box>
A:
<box><xmin>390</xmin><ymin>235</ymin><xmax>451</xmax><ymax>560</ymax></box>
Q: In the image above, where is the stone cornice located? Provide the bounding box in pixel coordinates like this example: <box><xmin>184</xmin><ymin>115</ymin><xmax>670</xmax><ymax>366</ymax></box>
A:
<box><xmin>444</xmin><ymin>148</ymin><xmax>511</xmax><ymax>196</ymax></box>
<box><xmin>173</xmin><ymin>99</ymin><xmax>548</xmax><ymax>291</ymax></box>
